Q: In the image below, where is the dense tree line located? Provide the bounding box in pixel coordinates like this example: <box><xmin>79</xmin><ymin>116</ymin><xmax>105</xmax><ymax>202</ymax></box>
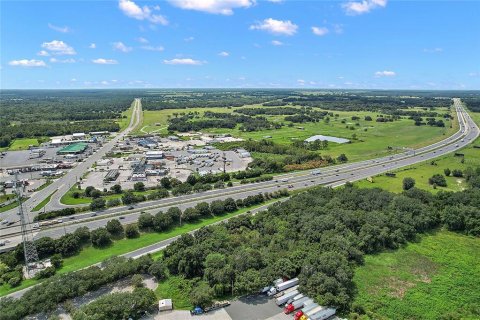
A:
<box><xmin>0</xmin><ymin>90</ymin><xmax>133</xmax><ymax>145</ymax></box>
<box><xmin>464</xmin><ymin>98</ymin><xmax>480</xmax><ymax>112</ymax></box>
<box><xmin>159</xmin><ymin>176</ymin><xmax>480</xmax><ymax>312</ymax></box>
<box><xmin>0</xmin><ymin>255</ymin><xmax>155</xmax><ymax>320</ymax></box>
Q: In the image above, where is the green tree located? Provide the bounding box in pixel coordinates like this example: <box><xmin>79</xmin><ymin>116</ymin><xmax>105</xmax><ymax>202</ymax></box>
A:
<box><xmin>210</xmin><ymin>200</ymin><xmax>225</xmax><ymax>216</ymax></box>
<box><xmin>106</xmin><ymin>219</ymin><xmax>124</xmax><ymax>236</ymax></box>
<box><xmin>137</xmin><ymin>213</ymin><xmax>154</xmax><ymax>231</ymax></box>
<box><xmin>90</xmin><ymin>228</ymin><xmax>112</xmax><ymax>247</ymax></box>
<box><xmin>90</xmin><ymin>197</ymin><xmax>106</xmax><ymax>211</ymax></box>
<box><xmin>110</xmin><ymin>184</ymin><xmax>122</xmax><ymax>194</ymax></box>
<box><xmin>125</xmin><ymin>224</ymin><xmax>140</xmax><ymax>238</ymax></box>
<box><xmin>190</xmin><ymin>281</ymin><xmax>214</xmax><ymax>308</ymax></box>
<box><xmin>444</xmin><ymin>168</ymin><xmax>451</xmax><ymax>176</ymax></box>
<box><xmin>148</xmin><ymin>260</ymin><xmax>167</xmax><ymax>281</ymax></box>
<box><xmin>429</xmin><ymin>174</ymin><xmax>447</xmax><ymax>187</ymax></box>
<box><xmin>195</xmin><ymin>202</ymin><xmax>211</xmax><ymax>217</ymax></box>
<box><xmin>402</xmin><ymin>177</ymin><xmax>416</xmax><ymax>191</ymax></box>
<box><xmin>133</xmin><ymin>182</ymin><xmax>145</xmax><ymax>192</ymax></box>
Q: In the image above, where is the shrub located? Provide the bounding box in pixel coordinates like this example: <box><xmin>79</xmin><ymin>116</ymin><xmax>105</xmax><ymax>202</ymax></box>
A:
<box><xmin>125</xmin><ymin>224</ymin><xmax>140</xmax><ymax>238</ymax></box>
<box><xmin>90</xmin><ymin>228</ymin><xmax>112</xmax><ymax>247</ymax></box>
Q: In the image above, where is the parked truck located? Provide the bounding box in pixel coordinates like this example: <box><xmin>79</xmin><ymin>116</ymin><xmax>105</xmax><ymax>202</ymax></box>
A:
<box><xmin>273</xmin><ymin>285</ymin><xmax>299</xmax><ymax>298</ymax></box>
<box><xmin>275</xmin><ymin>289</ymin><xmax>299</xmax><ymax>306</ymax></box>
<box><xmin>190</xmin><ymin>301</ymin><xmax>230</xmax><ymax>315</ymax></box>
<box><xmin>268</xmin><ymin>277</ymin><xmax>299</xmax><ymax>296</ymax></box>
<box><xmin>309</xmin><ymin>307</ymin><xmax>336</xmax><ymax>320</ymax></box>
<box><xmin>284</xmin><ymin>296</ymin><xmax>310</xmax><ymax>314</ymax></box>
<box><xmin>293</xmin><ymin>303</ymin><xmax>320</xmax><ymax>320</ymax></box>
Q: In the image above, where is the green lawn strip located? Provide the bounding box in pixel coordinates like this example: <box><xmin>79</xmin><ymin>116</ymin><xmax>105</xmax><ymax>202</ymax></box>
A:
<box><xmin>117</xmin><ymin>103</ymin><xmax>134</xmax><ymax>131</ymax></box>
<box><xmin>60</xmin><ymin>185</ymin><xmax>157</xmax><ymax>205</ymax></box>
<box><xmin>0</xmin><ymin>198</ymin><xmax>28</xmax><ymax>213</ymax></box>
<box><xmin>352</xmin><ymin>230</ymin><xmax>480</xmax><ymax>320</ymax></box>
<box><xmin>34</xmin><ymin>179</ymin><xmax>53</xmax><ymax>191</ymax></box>
<box><xmin>32</xmin><ymin>191</ymin><xmax>56</xmax><ymax>212</ymax></box>
<box><xmin>0</xmin><ymin>200</ymin><xmax>277</xmax><ymax>297</ymax></box>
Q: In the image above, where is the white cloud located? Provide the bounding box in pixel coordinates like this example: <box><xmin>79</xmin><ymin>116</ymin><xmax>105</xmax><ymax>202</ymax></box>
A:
<box><xmin>423</xmin><ymin>48</ymin><xmax>443</xmax><ymax>53</ymax></box>
<box><xmin>118</xmin><ymin>0</ymin><xmax>168</xmax><ymax>25</ymax></box>
<box><xmin>41</xmin><ymin>40</ymin><xmax>76</xmax><ymax>55</ymax></box>
<box><xmin>184</xmin><ymin>36</ymin><xmax>195</xmax><ymax>42</ymax></box>
<box><xmin>137</xmin><ymin>37</ymin><xmax>149</xmax><ymax>43</ymax></box>
<box><xmin>312</xmin><ymin>26</ymin><xmax>329</xmax><ymax>36</ymax></box>
<box><xmin>37</xmin><ymin>50</ymin><xmax>50</xmax><ymax>56</ymax></box>
<box><xmin>250</xmin><ymin>18</ymin><xmax>298</xmax><ymax>36</ymax></box>
<box><xmin>218</xmin><ymin>51</ymin><xmax>229</xmax><ymax>57</ymax></box>
<box><xmin>71</xmin><ymin>78</ymin><xmax>77</xmax><ymax>82</ymax></box>
<box><xmin>50</xmin><ymin>58</ymin><xmax>76</xmax><ymax>63</ymax></box>
<box><xmin>297</xmin><ymin>79</ymin><xmax>306</xmax><ymax>85</ymax></box>
<box><xmin>333</xmin><ymin>24</ymin><xmax>344</xmax><ymax>34</ymax></box>
<box><xmin>267</xmin><ymin>0</ymin><xmax>284</xmax><ymax>3</ymax></box>
<box><xmin>271</xmin><ymin>40</ymin><xmax>284</xmax><ymax>46</ymax></box>
<box><xmin>168</xmin><ymin>0</ymin><xmax>254</xmax><ymax>15</ymax></box>
<box><xmin>89</xmin><ymin>43</ymin><xmax>96</xmax><ymax>49</ymax></box>
<box><xmin>342</xmin><ymin>0</ymin><xmax>387</xmax><ymax>15</ymax></box>
<box><xmin>163</xmin><ymin>58</ymin><xmax>204</xmax><ymax>65</ymax></box>
<box><xmin>375</xmin><ymin>70</ymin><xmax>396</xmax><ymax>77</ymax></box>
<box><xmin>9</xmin><ymin>59</ymin><xmax>46</xmax><ymax>67</ymax></box>
<box><xmin>141</xmin><ymin>45</ymin><xmax>165</xmax><ymax>51</ymax></box>
<box><xmin>48</xmin><ymin>23</ymin><xmax>71</xmax><ymax>33</ymax></box>
<box><xmin>469</xmin><ymin>72</ymin><xmax>479</xmax><ymax>77</ymax></box>
<box><xmin>92</xmin><ymin>58</ymin><xmax>118</xmax><ymax>64</ymax></box>
<box><xmin>113</xmin><ymin>41</ymin><xmax>133</xmax><ymax>52</ymax></box>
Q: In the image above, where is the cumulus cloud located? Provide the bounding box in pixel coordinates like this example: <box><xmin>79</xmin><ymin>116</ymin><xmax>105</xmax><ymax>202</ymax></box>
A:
<box><xmin>163</xmin><ymin>58</ymin><xmax>204</xmax><ymax>65</ymax></box>
<box><xmin>112</xmin><ymin>41</ymin><xmax>133</xmax><ymax>52</ymax></box>
<box><xmin>41</xmin><ymin>40</ymin><xmax>76</xmax><ymax>55</ymax></box>
<box><xmin>37</xmin><ymin>50</ymin><xmax>50</xmax><ymax>56</ymax></box>
<box><xmin>118</xmin><ymin>0</ymin><xmax>168</xmax><ymax>25</ymax></box>
<box><xmin>48</xmin><ymin>23</ymin><xmax>71</xmax><ymax>33</ymax></box>
<box><xmin>50</xmin><ymin>58</ymin><xmax>76</xmax><ymax>63</ymax></box>
<box><xmin>92</xmin><ymin>58</ymin><xmax>118</xmax><ymax>64</ymax></box>
<box><xmin>250</xmin><ymin>18</ymin><xmax>298</xmax><ymax>36</ymax></box>
<box><xmin>89</xmin><ymin>43</ymin><xmax>96</xmax><ymax>49</ymax></box>
<box><xmin>218</xmin><ymin>51</ymin><xmax>229</xmax><ymax>57</ymax></box>
<box><xmin>342</xmin><ymin>0</ymin><xmax>387</xmax><ymax>15</ymax></box>
<box><xmin>137</xmin><ymin>37</ymin><xmax>149</xmax><ymax>43</ymax></box>
<box><xmin>375</xmin><ymin>70</ymin><xmax>396</xmax><ymax>77</ymax></box>
<box><xmin>9</xmin><ymin>59</ymin><xmax>46</xmax><ymax>67</ymax></box>
<box><xmin>271</xmin><ymin>40</ymin><xmax>284</xmax><ymax>46</ymax></box>
<box><xmin>312</xmin><ymin>26</ymin><xmax>329</xmax><ymax>36</ymax></box>
<box><xmin>167</xmin><ymin>0</ymin><xmax>254</xmax><ymax>15</ymax></box>
<box><xmin>297</xmin><ymin>79</ymin><xmax>306</xmax><ymax>85</ymax></box>
<box><xmin>184</xmin><ymin>36</ymin><xmax>195</xmax><ymax>42</ymax></box>
<box><xmin>141</xmin><ymin>45</ymin><xmax>165</xmax><ymax>51</ymax></box>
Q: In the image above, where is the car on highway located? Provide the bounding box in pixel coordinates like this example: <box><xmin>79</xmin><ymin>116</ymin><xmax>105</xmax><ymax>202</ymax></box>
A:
<box><xmin>119</xmin><ymin>216</ymin><xmax>125</xmax><ymax>220</ymax></box>
<box><xmin>128</xmin><ymin>206</ymin><xmax>135</xmax><ymax>210</ymax></box>
<box><xmin>91</xmin><ymin>213</ymin><xmax>97</xmax><ymax>217</ymax></box>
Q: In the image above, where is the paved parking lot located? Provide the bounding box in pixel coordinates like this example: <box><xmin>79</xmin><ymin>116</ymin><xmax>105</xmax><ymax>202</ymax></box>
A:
<box><xmin>154</xmin><ymin>309</ymin><xmax>232</xmax><ymax>320</ymax></box>
<box><xmin>225</xmin><ymin>295</ymin><xmax>284</xmax><ymax>320</ymax></box>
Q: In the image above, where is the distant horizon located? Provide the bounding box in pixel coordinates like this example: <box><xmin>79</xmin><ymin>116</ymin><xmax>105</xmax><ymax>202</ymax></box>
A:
<box><xmin>1</xmin><ymin>88</ymin><xmax>480</xmax><ymax>92</ymax></box>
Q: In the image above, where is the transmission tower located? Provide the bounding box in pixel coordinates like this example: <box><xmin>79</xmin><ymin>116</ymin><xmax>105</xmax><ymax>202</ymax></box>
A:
<box><xmin>14</xmin><ymin>174</ymin><xmax>40</xmax><ymax>278</ymax></box>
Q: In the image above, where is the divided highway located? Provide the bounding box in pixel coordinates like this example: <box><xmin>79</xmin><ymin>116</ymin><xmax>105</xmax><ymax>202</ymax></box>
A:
<box><xmin>1</xmin><ymin>98</ymin><xmax>478</xmax><ymax>251</ymax></box>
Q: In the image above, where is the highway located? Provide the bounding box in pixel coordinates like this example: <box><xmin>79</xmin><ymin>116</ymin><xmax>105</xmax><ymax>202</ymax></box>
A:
<box><xmin>1</xmin><ymin>98</ymin><xmax>478</xmax><ymax>250</ymax></box>
<box><xmin>0</xmin><ymin>99</ymin><xmax>142</xmax><ymax>242</ymax></box>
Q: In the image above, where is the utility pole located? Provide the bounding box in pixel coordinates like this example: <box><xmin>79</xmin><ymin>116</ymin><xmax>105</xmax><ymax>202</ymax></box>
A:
<box><xmin>15</xmin><ymin>174</ymin><xmax>40</xmax><ymax>278</ymax></box>
<box><xmin>222</xmin><ymin>152</ymin><xmax>226</xmax><ymax>173</ymax></box>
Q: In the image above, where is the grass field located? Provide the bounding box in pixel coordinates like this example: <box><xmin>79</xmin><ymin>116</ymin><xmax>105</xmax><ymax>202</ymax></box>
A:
<box><xmin>116</xmin><ymin>102</ymin><xmax>134</xmax><ymax>131</ymax></box>
<box><xmin>351</xmin><ymin>230</ymin><xmax>480</xmax><ymax>320</ymax></box>
<box><xmin>60</xmin><ymin>185</ymin><xmax>158</xmax><ymax>205</ymax></box>
<box><xmin>0</xmin><ymin>138</ymin><xmax>40</xmax><ymax>151</ymax></box>
<box><xmin>32</xmin><ymin>191</ymin><xmax>56</xmax><ymax>212</ymax></box>
<box><xmin>355</xmin><ymin>111</ymin><xmax>480</xmax><ymax>193</ymax></box>
<box><xmin>134</xmin><ymin>104</ymin><xmax>457</xmax><ymax>162</ymax></box>
<box><xmin>0</xmin><ymin>199</ymin><xmax>277</xmax><ymax>297</ymax></box>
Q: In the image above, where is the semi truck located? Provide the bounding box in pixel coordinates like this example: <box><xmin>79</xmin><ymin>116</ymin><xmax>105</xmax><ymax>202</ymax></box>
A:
<box><xmin>284</xmin><ymin>296</ymin><xmax>310</xmax><ymax>314</ymax></box>
<box><xmin>190</xmin><ymin>301</ymin><xmax>230</xmax><ymax>315</ymax></box>
<box><xmin>293</xmin><ymin>303</ymin><xmax>320</xmax><ymax>320</ymax></box>
<box><xmin>275</xmin><ymin>289</ymin><xmax>299</xmax><ymax>306</ymax></box>
<box><xmin>309</xmin><ymin>307</ymin><xmax>336</xmax><ymax>320</ymax></box>
<box><xmin>267</xmin><ymin>277</ymin><xmax>299</xmax><ymax>296</ymax></box>
<box><xmin>273</xmin><ymin>285</ymin><xmax>299</xmax><ymax>298</ymax></box>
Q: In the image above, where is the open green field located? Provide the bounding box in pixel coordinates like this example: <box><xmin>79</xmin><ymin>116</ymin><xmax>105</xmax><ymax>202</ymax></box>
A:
<box><xmin>60</xmin><ymin>185</ymin><xmax>158</xmax><ymax>205</ymax></box>
<box><xmin>134</xmin><ymin>104</ymin><xmax>457</xmax><ymax>162</ymax></box>
<box><xmin>351</xmin><ymin>230</ymin><xmax>480</xmax><ymax>320</ymax></box>
<box><xmin>0</xmin><ymin>199</ymin><xmax>277</xmax><ymax>297</ymax></box>
<box><xmin>0</xmin><ymin>138</ymin><xmax>40</xmax><ymax>151</ymax></box>
<box><xmin>355</xmin><ymin>111</ymin><xmax>480</xmax><ymax>193</ymax></box>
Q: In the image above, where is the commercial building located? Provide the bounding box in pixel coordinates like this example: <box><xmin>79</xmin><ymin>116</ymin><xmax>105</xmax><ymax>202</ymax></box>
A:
<box><xmin>57</xmin><ymin>143</ymin><xmax>88</xmax><ymax>155</ymax></box>
<box><xmin>145</xmin><ymin>151</ymin><xmax>164</xmax><ymax>160</ymax></box>
<box><xmin>104</xmin><ymin>169</ymin><xmax>120</xmax><ymax>182</ymax></box>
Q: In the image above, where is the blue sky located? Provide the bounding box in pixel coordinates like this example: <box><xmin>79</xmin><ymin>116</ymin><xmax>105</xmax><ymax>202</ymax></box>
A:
<box><xmin>1</xmin><ymin>0</ymin><xmax>479</xmax><ymax>89</ymax></box>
